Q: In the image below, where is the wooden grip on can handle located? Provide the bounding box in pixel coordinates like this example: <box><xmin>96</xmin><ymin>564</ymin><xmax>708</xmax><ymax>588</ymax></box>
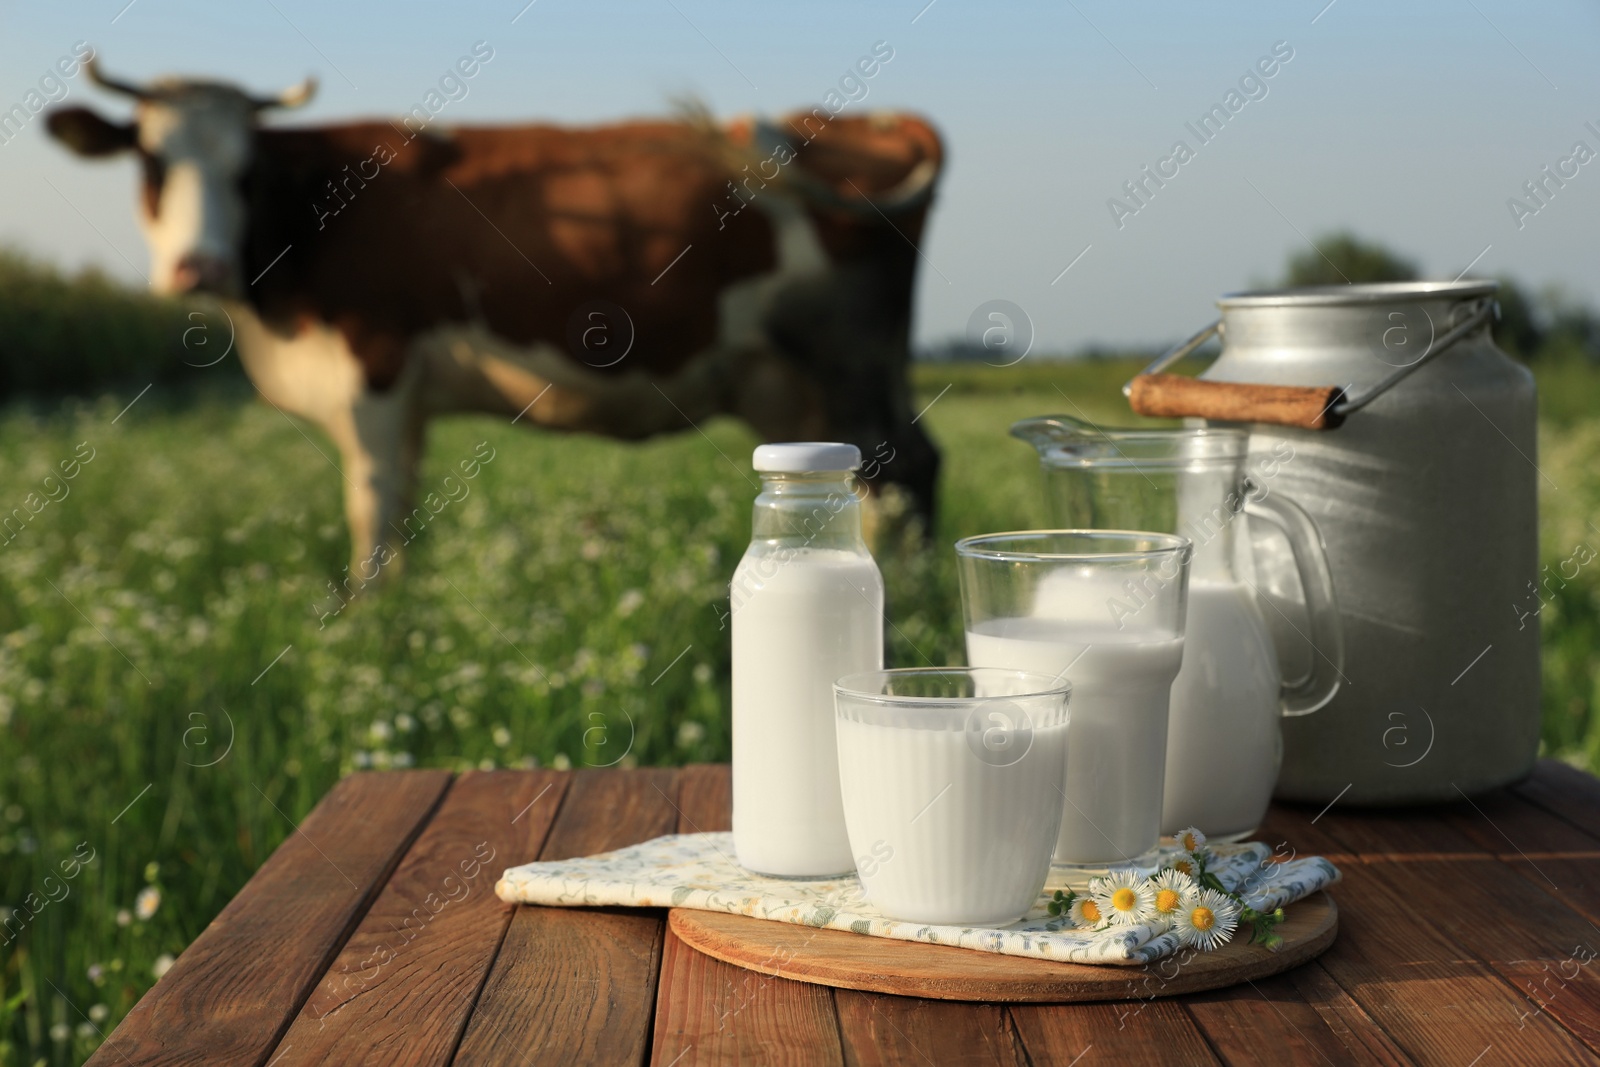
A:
<box><xmin>1126</xmin><ymin>373</ymin><xmax>1345</xmax><ymax>430</ymax></box>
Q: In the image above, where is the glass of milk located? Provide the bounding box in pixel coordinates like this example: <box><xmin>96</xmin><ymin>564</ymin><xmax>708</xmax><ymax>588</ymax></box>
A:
<box><xmin>957</xmin><ymin>531</ymin><xmax>1191</xmax><ymax>870</ymax></box>
<box><xmin>833</xmin><ymin>667</ymin><xmax>1071</xmax><ymax>925</ymax></box>
<box><xmin>731</xmin><ymin>442</ymin><xmax>884</xmax><ymax>878</ymax></box>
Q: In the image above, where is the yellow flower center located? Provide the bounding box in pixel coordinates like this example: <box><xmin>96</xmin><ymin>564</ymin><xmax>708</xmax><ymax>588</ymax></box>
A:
<box><xmin>1191</xmin><ymin>906</ymin><xmax>1215</xmax><ymax>931</ymax></box>
<box><xmin>1173</xmin><ymin>859</ymin><xmax>1194</xmax><ymax>876</ymax></box>
<box><xmin>1111</xmin><ymin>887</ymin><xmax>1138</xmax><ymax>912</ymax></box>
<box><xmin>1183</xmin><ymin>833</ymin><xmax>1200</xmax><ymax>850</ymax></box>
<box><xmin>1156</xmin><ymin>888</ymin><xmax>1181</xmax><ymax>914</ymax></box>
<box><xmin>1080</xmin><ymin>899</ymin><xmax>1101</xmax><ymax>922</ymax></box>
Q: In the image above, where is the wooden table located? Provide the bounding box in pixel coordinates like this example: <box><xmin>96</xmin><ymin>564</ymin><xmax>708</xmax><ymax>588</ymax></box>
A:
<box><xmin>86</xmin><ymin>761</ymin><xmax>1600</xmax><ymax>1066</ymax></box>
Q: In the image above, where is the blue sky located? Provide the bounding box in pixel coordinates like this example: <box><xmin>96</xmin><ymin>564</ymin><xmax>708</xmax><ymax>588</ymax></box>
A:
<box><xmin>2</xmin><ymin>0</ymin><xmax>1597</xmax><ymax>351</ymax></box>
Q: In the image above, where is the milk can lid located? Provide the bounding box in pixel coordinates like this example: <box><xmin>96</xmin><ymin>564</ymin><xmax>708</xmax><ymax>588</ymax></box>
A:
<box><xmin>752</xmin><ymin>442</ymin><xmax>861</xmax><ymax>473</ymax></box>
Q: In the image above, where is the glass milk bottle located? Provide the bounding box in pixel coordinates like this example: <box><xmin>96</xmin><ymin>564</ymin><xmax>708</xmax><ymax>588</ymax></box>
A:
<box><xmin>732</xmin><ymin>443</ymin><xmax>884</xmax><ymax>877</ymax></box>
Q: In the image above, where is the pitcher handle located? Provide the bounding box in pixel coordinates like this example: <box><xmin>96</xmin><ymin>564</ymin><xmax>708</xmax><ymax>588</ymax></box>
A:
<box><xmin>1244</xmin><ymin>489</ymin><xmax>1346</xmax><ymax>716</ymax></box>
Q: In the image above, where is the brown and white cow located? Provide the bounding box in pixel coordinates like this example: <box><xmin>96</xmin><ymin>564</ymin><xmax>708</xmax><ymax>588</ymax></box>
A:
<box><xmin>47</xmin><ymin>60</ymin><xmax>943</xmax><ymax>573</ymax></box>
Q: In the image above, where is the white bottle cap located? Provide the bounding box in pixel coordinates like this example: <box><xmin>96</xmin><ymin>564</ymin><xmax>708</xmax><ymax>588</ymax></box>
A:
<box><xmin>752</xmin><ymin>442</ymin><xmax>861</xmax><ymax>473</ymax></box>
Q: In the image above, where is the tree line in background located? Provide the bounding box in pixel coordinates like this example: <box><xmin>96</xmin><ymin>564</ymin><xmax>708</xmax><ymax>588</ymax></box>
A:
<box><xmin>0</xmin><ymin>233</ymin><xmax>1597</xmax><ymax>396</ymax></box>
<box><xmin>1281</xmin><ymin>234</ymin><xmax>1600</xmax><ymax>364</ymax></box>
<box><xmin>0</xmin><ymin>248</ymin><xmax>200</xmax><ymax>397</ymax></box>
<box><xmin>924</xmin><ymin>231</ymin><xmax>1600</xmax><ymax>365</ymax></box>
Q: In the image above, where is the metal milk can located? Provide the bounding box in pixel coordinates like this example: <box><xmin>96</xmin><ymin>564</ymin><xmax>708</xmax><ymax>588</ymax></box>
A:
<box><xmin>1125</xmin><ymin>281</ymin><xmax>1540</xmax><ymax>805</ymax></box>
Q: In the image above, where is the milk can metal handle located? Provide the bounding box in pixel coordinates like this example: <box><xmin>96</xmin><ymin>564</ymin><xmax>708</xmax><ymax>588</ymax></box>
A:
<box><xmin>1244</xmin><ymin>489</ymin><xmax>1345</xmax><ymax>716</ymax></box>
<box><xmin>1122</xmin><ymin>299</ymin><xmax>1496</xmax><ymax>429</ymax></box>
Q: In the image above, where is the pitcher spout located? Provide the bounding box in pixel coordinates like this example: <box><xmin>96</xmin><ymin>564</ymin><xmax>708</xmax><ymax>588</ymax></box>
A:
<box><xmin>1008</xmin><ymin>414</ymin><xmax>1103</xmax><ymax>453</ymax></box>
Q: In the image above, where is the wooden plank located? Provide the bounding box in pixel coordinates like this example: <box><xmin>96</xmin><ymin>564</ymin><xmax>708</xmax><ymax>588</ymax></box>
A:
<box><xmin>653</xmin><ymin>924</ymin><xmax>846</xmax><ymax>1067</ymax></box>
<box><xmin>85</xmin><ymin>771</ymin><xmax>453</xmax><ymax>1067</ymax></box>
<box><xmin>453</xmin><ymin>768</ymin><xmax>678</xmax><ymax>1067</ymax></box>
<box><xmin>1442</xmin><ymin>788</ymin><xmax>1600</xmax><ymax>926</ymax></box>
<box><xmin>1303</xmin><ymin>792</ymin><xmax>1600</xmax><ymax>1056</ymax></box>
<box><xmin>674</xmin><ymin>763</ymin><xmax>734</xmax><ymax>836</ymax></box>
<box><xmin>1173</xmin><ymin>811</ymin><xmax>1410</xmax><ymax>1065</ymax></box>
<box><xmin>1512</xmin><ymin>760</ymin><xmax>1600</xmax><ymax>842</ymax></box>
<box><xmin>1224</xmin><ymin>822</ymin><xmax>1413</xmax><ymax>1063</ymax></box>
<box><xmin>835</xmin><ymin>993</ymin><xmax>1023</xmax><ymax>1066</ymax></box>
<box><xmin>1183</xmin><ymin>970</ymin><xmax>1403</xmax><ymax>1067</ymax></box>
<box><xmin>1433</xmin><ymin>793</ymin><xmax>1600</xmax><ymax>1049</ymax></box>
<box><xmin>1283</xmin><ymin>963</ymin><xmax>1414</xmax><ymax>1066</ymax></box>
<box><xmin>1259</xmin><ymin>803</ymin><xmax>1600</xmax><ymax>1065</ymax></box>
<box><xmin>1010</xmin><ymin>1001</ymin><xmax>1222</xmax><ymax>1066</ymax></box>
<box><xmin>536</xmin><ymin>766</ymin><xmax>680</xmax><ymax>862</ymax></box>
<box><xmin>650</xmin><ymin>763</ymin><xmax>845</xmax><ymax>1067</ymax></box>
<box><xmin>264</xmin><ymin>770</ymin><xmax>568</xmax><ymax>1066</ymax></box>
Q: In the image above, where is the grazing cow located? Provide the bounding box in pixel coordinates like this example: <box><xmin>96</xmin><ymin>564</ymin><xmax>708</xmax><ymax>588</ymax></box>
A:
<box><xmin>46</xmin><ymin>60</ymin><xmax>944</xmax><ymax>574</ymax></box>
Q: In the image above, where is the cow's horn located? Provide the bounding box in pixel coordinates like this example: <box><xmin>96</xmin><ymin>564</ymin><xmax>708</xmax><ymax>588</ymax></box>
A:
<box><xmin>255</xmin><ymin>76</ymin><xmax>318</xmax><ymax>111</ymax></box>
<box><xmin>84</xmin><ymin>56</ymin><xmax>151</xmax><ymax>100</ymax></box>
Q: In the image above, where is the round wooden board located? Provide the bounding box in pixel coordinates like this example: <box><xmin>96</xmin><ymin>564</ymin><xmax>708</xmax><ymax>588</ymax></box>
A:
<box><xmin>669</xmin><ymin>892</ymin><xmax>1337</xmax><ymax>1003</ymax></box>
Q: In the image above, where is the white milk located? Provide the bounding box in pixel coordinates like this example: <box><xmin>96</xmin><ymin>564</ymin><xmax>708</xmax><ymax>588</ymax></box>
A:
<box><xmin>836</xmin><ymin>713</ymin><xmax>1068</xmax><ymax>924</ymax></box>
<box><xmin>1162</xmin><ymin>581</ymin><xmax>1283</xmax><ymax>839</ymax></box>
<box><xmin>966</xmin><ymin>619</ymin><xmax>1183</xmax><ymax>865</ymax></box>
<box><xmin>732</xmin><ymin>548</ymin><xmax>883</xmax><ymax>877</ymax></box>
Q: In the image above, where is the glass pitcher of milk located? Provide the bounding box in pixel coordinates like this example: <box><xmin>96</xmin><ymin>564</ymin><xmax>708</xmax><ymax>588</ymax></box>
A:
<box><xmin>1011</xmin><ymin>417</ymin><xmax>1345</xmax><ymax>841</ymax></box>
<box><xmin>731</xmin><ymin>442</ymin><xmax>884</xmax><ymax>878</ymax></box>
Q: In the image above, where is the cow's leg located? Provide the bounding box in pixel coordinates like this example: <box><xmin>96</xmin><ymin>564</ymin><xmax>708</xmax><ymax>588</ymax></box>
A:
<box><xmin>228</xmin><ymin>303</ymin><xmax>425</xmax><ymax>577</ymax></box>
<box><xmin>324</xmin><ymin>360</ymin><xmax>426</xmax><ymax>578</ymax></box>
<box><xmin>761</xmin><ymin>256</ymin><xmax>941</xmax><ymax>537</ymax></box>
<box><xmin>722</xmin><ymin>190</ymin><xmax>940</xmax><ymax>536</ymax></box>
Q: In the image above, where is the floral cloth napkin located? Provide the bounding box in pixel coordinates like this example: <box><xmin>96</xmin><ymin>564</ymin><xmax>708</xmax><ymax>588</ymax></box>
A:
<box><xmin>496</xmin><ymin>832</ymin><xmax>1340</xmax><ymax>966</ymax></box>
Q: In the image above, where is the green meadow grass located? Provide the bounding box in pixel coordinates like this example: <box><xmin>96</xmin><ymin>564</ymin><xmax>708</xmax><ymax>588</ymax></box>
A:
<box><xmin>1</xmin><ymin>357</ymin><xmax>1597</xmax><ymax>1064</ymax></box>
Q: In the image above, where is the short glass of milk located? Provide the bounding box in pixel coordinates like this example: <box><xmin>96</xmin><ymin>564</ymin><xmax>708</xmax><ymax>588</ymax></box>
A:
<box><xmin>956</xmin><ymin>531</ymin><xmax>1191</xmax><ymax>870</ymax></box>
<box><xmin>833</xmin><ymin>667</ymin><xmax>1070</xmax><ymax>926</ymax></box>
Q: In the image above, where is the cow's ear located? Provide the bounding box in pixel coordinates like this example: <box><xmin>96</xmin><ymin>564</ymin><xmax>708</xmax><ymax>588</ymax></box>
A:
<box><xmin>46</xmin><ymin>107</ymin><xmax>137</xmax><ymax>157</ymax></box>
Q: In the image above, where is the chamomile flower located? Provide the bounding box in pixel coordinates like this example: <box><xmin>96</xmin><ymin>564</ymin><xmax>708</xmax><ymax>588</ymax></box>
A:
<box><xmin>1093</xmin><ymin>870</ymin><xmax>1157</xmax><ymax>926</ymax></box>
<box><xmin>1174</xmin><ymin>888</ymin><xmax>1242</xmax><ymax>951</ymax></box>
<box><xmin>1170</xmin><ymin>855</ymin><xmax>1196</xmax><ymax>878</ymax></box>
<box><xmin>1151</xmin><ymin>869</ymin><xmax>1197</xmax><ymax>920</ymax></box>
<box><xmin>1068</xmin><ymin>895</ymin><xmax>1104</xmax><ymax>928</ymax></box>
<box><xmin>1175</xmin><ymin>827</ymin><xmax>1207</xmax><ymax>853</ymax></box>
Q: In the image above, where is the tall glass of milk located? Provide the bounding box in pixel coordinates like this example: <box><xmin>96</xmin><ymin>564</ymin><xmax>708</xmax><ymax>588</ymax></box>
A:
<box><xmin>1010</xmin><ymin>417</ymin><xmax>1344</xmax><ymax>841</ymax></box>
<box><xmin>732</xmin><ymin>442</ymin><xmax>884</xmax><ymax>878</ymax></box>
<box><xmin>957</xmin><ymin>531</ymin><xmax>1191</xmax><ymax>869</ymax></box>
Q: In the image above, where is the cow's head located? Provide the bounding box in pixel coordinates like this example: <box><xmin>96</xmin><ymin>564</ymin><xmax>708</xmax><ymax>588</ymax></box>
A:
<box><xmin>46</xmin><ymin>59</ymin><xmax>315</xmax><ymax>296</ymax></box>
